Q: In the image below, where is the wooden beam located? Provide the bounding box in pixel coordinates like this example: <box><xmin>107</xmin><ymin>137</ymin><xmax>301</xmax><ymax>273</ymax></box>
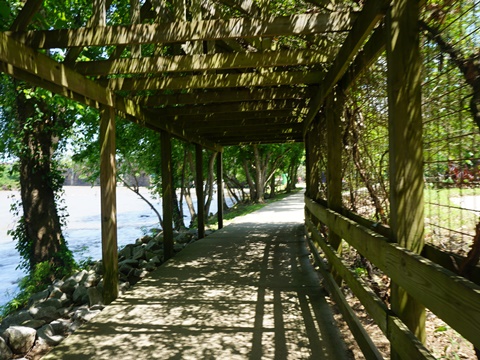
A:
<box><xmin>0</xmin><ymin>32</ymin><xmax>222</xmax><ymax>152</ymax></box>
<box><xmin>166</xmin><ymin>109</ymin><xmax>296</xmax><ymax>123</ymax></box>
<box><xmin>386</xmin><ymin>0</ymin><xmax>426</xmax><ymax>351</ymax></box>
<box><xmin>303</xmin><ymin>0</ymin><xmax>389</xmax><ymax>134</ymax></box>
<box><xmin>216</xmin><ymin>152</ymin><xmax>224</xmax><ymax>229</ymax></box>
<box><xmin>326</xmin><ymin>90</ymin><xmax>345</xmax><ymax>284</ymax></box>
<box><xmin>10</xmin><ymin>0</ymin><xmax>43</xmax><ymax>31</ymax></box>
<box><xmin>13</xmin><ymin>12</ymin><xmax>355</xmax><ymax>49</ymax></box>
<box><xmin>195</xmin><ymin>123</ymin><xmax>303</xmax><ymax>136</ymax></box>
<box><xmin>161</xmin><ymin>130</ymin><xmax>174</xmax><ymax>260</ymax></box>
<box><xmin>215</xmin><ymin>133</ymin><xmax>303</xmax><ymax>144</ymax></box>
<box><xmin>134</xmin><ymin>87</ymin><xmax>314</xmax><ymax>107</ymax></box>
<box><xmin>153</xmin><ymin>100</ymin><xmax>298</xmax><ymax>117</ymax></box>
<box><xmin>306</xmin><ymin>116</ymin><xmax>322</xmax><ymax>201</ymax></box>
<box><xmin>74</xmin><ymin>49</ymin><xmax>332</xmax><ymax>76</ymax></box>
<box><xmin>107</xmin><ymin>70</ymin><xmax>324</xmax><ymax>91</ymax></box>
<box><xmin>196</xmin><ymin>144</ymin><xmax>205</xmax><ymax>239</ymax></box>
<box><xmin>99</xmin><ymin>105</ymin><xmax>119</xmax><ymax>305</ymax></box>
<box><xmin>182</xmin><ymin>117</ymin><xmax>300</xmax><ymax>129</ymax></box>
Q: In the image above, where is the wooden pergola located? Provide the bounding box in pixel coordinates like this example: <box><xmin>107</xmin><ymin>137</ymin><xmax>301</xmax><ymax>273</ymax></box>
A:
<box><xmin>2</xmin><ymin>1</ymin><xmax>459</xmax><ymax>358</ymax></box>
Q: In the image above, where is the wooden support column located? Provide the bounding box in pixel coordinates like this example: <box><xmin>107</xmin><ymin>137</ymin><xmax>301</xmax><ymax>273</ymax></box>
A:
<box><xmin>307</xmin><ymin>115</ymin><xmax>322</xmax><ymax>201</ymax></box>
<box><xmin>326</xmin><ymin>89</ymin><xmax>345</xmax><ymax>282</ymax></box>
<box><xmin>216</xmin><ymin>151</ymin><xmax>224</xmax><ymax>229</ymax></box>
<box><xmin>386</xmin><ymin>0</ymin><xmax>426</xmax><ymax>352</ymax></box>
<box><xmin>161</xmin><ymin>131</ymin><xmax>174</xmax><ymax>260</ymax></box>
<box><xmin>196</xmin><ymin>144</ymin><xmax>205</xmax><ymax>239</ymax></box>
<box><xmin>99</xmin><ymin>105</ymin><xmax>118</xmax><ymax>305</ymax></box>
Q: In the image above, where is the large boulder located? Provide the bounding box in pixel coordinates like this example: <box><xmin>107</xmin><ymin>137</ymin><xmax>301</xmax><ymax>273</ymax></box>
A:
<box><xmin>0</xmin><ymin>310</ymin><xmax>33</xmax><ymax>331</ymax></box>
<box><xmin>3</xmin><ymin>326</ymin><xmax>36</xmax><ymax>354</ymax></box>
<box><xmin>29</xmin><ymin>306</ymin><xmax>59</xmax><ymax>323</ymax></box>
<box><xmin>37</xmin><ymin>324</ymin><xmax>64</xmax><ymax>346</ymax></box>
<box><xmin>0</xmin><ymin>336</ymin><xmax>12</xmax><ymax>360</ymax></box>
<box><xmin>72</xmin><ymin>285</ymin><xmax>89</xmax><ymax>305</ymax></box>
<box><xmin>87</xmin><ymin>287</ymin><xmax>103</xmax><ymax>307</ymax></box>
<box><xmin>27</xmin><ymin>289</ymin><xmax>50</xmax><ymax>307</ymax></box>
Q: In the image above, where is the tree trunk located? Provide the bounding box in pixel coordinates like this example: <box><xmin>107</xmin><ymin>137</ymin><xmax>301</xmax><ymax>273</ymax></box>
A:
<box><xmin>16</xmin><ymin>87</ymin><xmax>72</xmax><ymax>275</ymax></box>
<box><xmin>269</xmin><ymin>174</ymin><xmax>276</xmax><ymax>198</ymax></box>
<box><xmin>243</xmin><ymin>159</ymin><xmax>256</xmax><ymax>202</ymax></box>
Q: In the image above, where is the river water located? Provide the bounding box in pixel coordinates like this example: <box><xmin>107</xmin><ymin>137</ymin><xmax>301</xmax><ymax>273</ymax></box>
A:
<box><xmin>0</xmin><ymin>186</ymin><xmax>220</xmax><ymax>308</ymax></box>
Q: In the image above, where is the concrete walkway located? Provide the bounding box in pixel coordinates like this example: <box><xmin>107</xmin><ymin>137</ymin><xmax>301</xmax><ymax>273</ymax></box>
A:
<box><xmin>43</xmin><ymin>192</ymin><xmax>349</xmax><ymax>359</ymax></box>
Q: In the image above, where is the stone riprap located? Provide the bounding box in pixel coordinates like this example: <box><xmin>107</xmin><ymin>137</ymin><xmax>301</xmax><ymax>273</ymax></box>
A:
<box><xmin>0</xmin><ymin>229</ymin><xmax>205</xmax><ymax>359</ymax></box>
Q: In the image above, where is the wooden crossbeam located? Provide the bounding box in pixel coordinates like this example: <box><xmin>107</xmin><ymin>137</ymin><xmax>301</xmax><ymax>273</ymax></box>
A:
<box><xmin>194</xmin><ymin>123</ymin><xmax>303</xmax><ymax>135</ymax></box>
<box><xmin>214</xmin><ymin>133</ymin><xmax>303</xmax><ymax>145</ymax></box>
<box><xmin>10</xmin><ymin>0</ymin><xmax>43</xmax><ymax>31</ymax></box>
<box><xmin>151</xmin><ymin>99</ymin><xmax>298</xmax><ymax>116</ymax></box>
<box><xmin>303</xmin><ymin>0</ymin><xmax>389</xmax><ymax>134</ymax></box>
<box><xmin>74</xmin><ymin>49</ymin><xmax>333</xmax><ymax>76</ymax></box>
<box><xmin>11</xmin><ymin>12</ymin><xmax>355</xmax><ymax>49</ymax></box>
<box><xmin>180</xmin><ymin>117</ymin><xmax>300</xmax><ymax>129</ymax></box>
<box><xmin>108</xmin><ymin>70</ymin><xmax>324</xmax><ymax>91</ymax></box>
<box><xmin>156</xmin><ymin>109</ymin><xmax>297</xmax><ymax>123</ymax></box>
<box><xmin>134</xmin><ymin>87</ymin><xmax>314</xmax><ymax>106</ymax></box>
<box><xmin>0</xmin><ymin>32</ymin><xmax>222</xmax><ymax>152</ymax></box>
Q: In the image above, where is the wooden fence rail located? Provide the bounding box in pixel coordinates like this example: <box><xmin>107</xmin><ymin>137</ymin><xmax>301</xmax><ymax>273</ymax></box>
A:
<box><xmin>304</xmin><ymin>195</ymin><xmax>480</xmax><ymax>359</ymax></box>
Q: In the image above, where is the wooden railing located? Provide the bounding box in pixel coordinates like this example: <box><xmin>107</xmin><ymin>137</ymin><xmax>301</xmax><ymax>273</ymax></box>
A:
<box><xmin>304</xmin><ymin>195</ymin><xmax>480</xmax><ymax>360</ymax></box>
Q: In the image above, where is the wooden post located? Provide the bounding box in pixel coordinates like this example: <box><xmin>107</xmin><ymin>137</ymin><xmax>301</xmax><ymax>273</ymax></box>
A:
<box><xmin>196</xmin><ymin>144</ymin><xmax>205</xmax><ymax>239</ymax></box>
<box><xmin>161</xmin><ymin>131</ymin><xmax>174</xmax><ymax>260</ymax></box>
<box><xmin>386</xmin><ymin>0</ymin><xmax>426</xmax><ymax>352</ymax></box>
<box><xmin>99</xmin><ymin>105</ymin><xmax>118</xmax><ymax>305</ymax></box>
<box><xmin>307</xmin><ymin>115</ymin><xmax>322</xmax><ymax>201</ymax></box>
<box><xmin>216</xmin><ymin>151</ymin><xmax>224</xmax><ymax>229</ymax></box>
<box><xmin>326</xmin><ymin>89</ymin><xmax>345</xmax><ymax>285</ymax></box>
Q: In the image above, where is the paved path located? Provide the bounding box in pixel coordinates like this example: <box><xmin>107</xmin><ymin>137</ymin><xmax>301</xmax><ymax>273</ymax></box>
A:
<box><xmin>43</xmin><ymin>192</ymin><xmax>349</xmax><ymax>359</ymax></box>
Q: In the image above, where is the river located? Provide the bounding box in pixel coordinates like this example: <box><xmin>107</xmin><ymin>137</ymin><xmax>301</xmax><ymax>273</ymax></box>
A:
<box><xmin>0</xmin><ymin>186</ymin><xmax>221</xmax><ymax>308</ymax></box>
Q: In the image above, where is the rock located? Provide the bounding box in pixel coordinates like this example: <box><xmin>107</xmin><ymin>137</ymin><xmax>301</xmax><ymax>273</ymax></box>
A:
<box><xmin>73</xmin><ymin>308</ymin><xmax>100</xmax><ymax>323</ymax></box>
<box><xmin>0</xmin><ymin>310</ymin><xmax>33</xmax><ymax>331</ymax></box>
<box><xmin>60</xmin><ymin>278</ymin><xmax>78</xmax><ymax>295</ymax></box>
<box><xmin>72</xmin><ymin>285</ymin><xmax>89</xmax><ymax>304</ymax></box>
<box><xmin>119</xmin><ymin>263</ymin><xmax>134</xmax><ymax>277</ymax></box>
<box><xmin>37</xmin><ymin>324</ymin><xmax>64</xmax><ymax>346</ymax></box>
<box><xmin>87</xmin><ymin>287</ymin><xmax>104</xmax><ymax>307</ymax></box>
<box><xmin>68</xmin><ymin>320</ymin><xmax>82</xmax><ymax>334</ymax></box>
<box><xmin>145</xmin><ymin>250</ymin><xmax>158</xmax><ymax>261</ymax></box>
<box><xmin>144</xmin><ymin>262</ymin><xmax>157</xmax><ymax>272</ymax></box>
<box><xmin>174</xmin><ymin>243</ymin><xmax>184</xmax><ymax>252</ymax></box>
<box><xmin>132</xmin><ymin>246</ymin><xmax>146</xmax><ymax>261</ymax></box>
<box><xmin>118</xmin><ymin>244</ymin><xmax>135</xmax><ymax>259</ymax></box>
<box><xmin>93</xmin><ymin>261</ymin><xmax>103</xmax><ymax>275</ymax></box>
<box><xmin>39</xmin><ymin>298</ymin><xmax>63</xmax><ymax>309</ymax></box>
<box><xmin>90</xmin><ymin>305</ymin><xmax>104</xmax><ymax>311</ymax></box>
<box><xmin>138</xmin><ymin>235</ymin><xmax>153</xmax><ymax>244</ymax></box>
<box><xmin>0</xmin><ymin>336</ymin><xmax>12</xmax><ymax>360</ymax></box>
<box><xmin>3</xmin><ymin>326</ymin><xmax>36</xmax><ymax>354</ymax></box>
<box><xmin>153</xmin><ymin>232</ymin><xmax>164</xmax><ymax>242</ymax></box>
<box><xmin>29</xmin><ymin>306</ymin><xmax>58</xmax><ymax>323</ymax></box>
<box><xmin>145</xmin><ymin>239</ymin><xmax>162</xmax><ymax>251</ymax></box>
<box><xmin>119</xmin><ymin>282</ymin><xmax>130</xmax><ymax>294</ymax></box>
<box><xmin>82</xmin><ymin>271</ymin><xmax>98</xmax><ymax>288</ymax></box>
<box><xmin>50</xmin><ymin>319</ymin><xmax>71</xmax><ymax>336</ymax></box>
<box><xmin>27</xmin><ymin>289</ymin><xmax>50</xmax><ymax>307</ymax></box>
<box><xmin>119</xmin><ymin>259</ymin><xmax>139</xmax><ymax>268</ymax></box>
<box><xmin>134</xmin><ymin>269</ymin><xmax>149</xmax><ymax>279</ymax></box>
<box><xmin>149</xmin><ymin>256</ymin><xmax>162</xmax><ymax>266</ymax></box>
<box><xmin>48</xmin><ymin>286</ymin><xmax>64</xmax><ymax>299</ymax></box>
<box><xmin>20</xmin><ymin>319</ymin><xmax>46</xmax><ymax>329</ymax></box>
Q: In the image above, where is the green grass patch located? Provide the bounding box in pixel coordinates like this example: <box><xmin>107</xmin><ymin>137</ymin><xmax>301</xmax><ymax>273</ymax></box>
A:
<box><xmin>424</xmin><ymin>187</ymin><xmax>480</xmax><ymax>250</ymax></box>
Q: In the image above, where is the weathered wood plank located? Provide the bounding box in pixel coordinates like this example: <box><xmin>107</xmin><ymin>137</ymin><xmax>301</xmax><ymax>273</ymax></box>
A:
<box><xmin>0</xmin><ymin>33</ymin><xmax>222</xmax><ymax>153</ymax></box>
<box><xmin>159</xmin><ymin>110</ymin><xmax>296</xmax><ymax>123</ymax></box>
<box><xmin>107</xmin><ymin>70</ymin><xmax>324</xmax><ymax>91</ymax></box>
<box><xmin>196</xmin><ymin>144</ymin><xmax>205</xmax><ymax>239</ymax></box>
<box><xmin>326</xmin><ymin>91</ymin><xmax>344</xmax><ymax>262</ymax></box>
<box><xmin>13</xmin><ymin>12</ymin><xmax>355</xmax><ymax>49</ymax></box>
<box><xmin>305</xmin><ymin>215</ymin><xmax>385</xmax><ymax>360</ymax></box>
<box><xmin>182</xmin><ymin>117</ymin><xmax>300</xmax><ymax>129</ymax></box>
<box><xmin>10</xmin><ymin>0</ymin><xmax>43</xmax><ymax>31</ymax></box>
<box><xmin>303</xmin><ymin>0</ymin><xmax>389</xmax><ymax>133</ymax></box>
<box><xmin>304</xmin><ymin>197</ymin><xmax>480</xmax><ymax>350</ymax></box>
<box><xmin>197</xmin><ymin>124</ymin><xmax>302</xmax><ymax>136</ymax></box>
<box><xmin>386</xmin><ymin>0</ymin><xmax>425</xmax><ymax>349</ymax></box>
<box><xmin>161</xmin><ymin>130</ymin><xmax>174</xmax><ymax>260</ymax></box>
<box><xmin>134</xmin><ymin>87</ymin><xmax>314</xmax><ymax>107</ymax></box>
<box><xmin>74</xmin><ymin>49</ymin><xmax>332</xmax><ymax>76</ymax></box>
<box><xmin>153</xmin><ymin>100</ymin><xmax>298</xmax><ymax>117</ymax></box>
<box><xmin>99</xmin><ymin>105</ymin><xmax>119</xmax><ymax>305</ymax></box>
